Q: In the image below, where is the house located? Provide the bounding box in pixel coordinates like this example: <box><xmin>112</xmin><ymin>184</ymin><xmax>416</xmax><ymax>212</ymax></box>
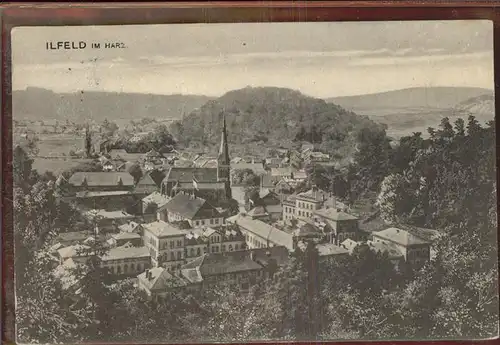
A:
<box><xmin>231</xmin><ymin>162</ymin><xmax>267</xmax><ymax>176</ymax></box>
<box><xmin>271</xmin><ymin>167</ymin><xmax>295</xmax><ymax>179</ymax></box>
<box><xmin>83</xmin><ymin>209</ymin><xmax>136</xmax><ymax>232</ymax></box>
<box><xmin>117</xmin><ymin>221</ymin><xmax>143</xmax><ymax>234</ymax></box>
<box><xmin>142</xmin><ymin>192</ymin><xmax>171</xmax><ymax>214</ymax></box>
<box><xmin>73</xmin><ymin>190</ymin><xmax>141</xmax><ymax>212</ymax></box>
<box><xmin>180</xmin><ymin>248</ymin><xmax>284</xmax><ymax>291</ymax></box>
<box><xmin>159</xmin><ymin>193</ymin><xmax>224</xmax><ymax>228</ymax></box>
<box><xmin>137</xmin><ymin>267</ymin><xmax>188</xmax><ymax>301</ymax></box>
<box><xmin>142</xmin><ymin>220</ymin><xmax>186</xmax><ymax>270</ymax></box>
<box><xmin>312</xmin><ymin>207</ymin><xmax>360</xmax><ymax>245</ymax></box>
<box><xmin>108</xmin><ymin>232</ymin><xmax>142</xmax><ymax>247</ymax></box>
<box><xmin>56</xmin><ymin>231</ymin><xmax>92</xmax><ymax>246</ymax></box>
<box><xmin>282</xmin><ymin>186</ymin><xmax>331</xmax><ymax>222</ymax></box>
<box><xmin>371</xmin><ymin>227</ymin><xmax>431</xmax><ymax>266</ymax></box>
<box><xmin>180</xmin><ymin>246</ymin><xmax>289</xmax><ymax>291</ymax></box>
<box><xmin>315</xmin><ymin>243</ymin><xmax>350</xmax><ymax>263</ymax></box>
<box><xmin>135</xmin><ymin>172</ymin><xmax>160</xmax><ymax>195</ymax></box>
<box><xmin>246</xmin><ymin>190</ymin><xmax>283</xmax><ymax>221</ymax></box>
<box><xmin>68</xmin><ymin>172</ymin><xmax>135</xmax><ymax>193</ymax></box>
<box><xmin>100</xmin><ymin>246</ymin><xmax>151</xmax><ymax>276</ymax></box>
<box><xmin>340</xmin><ymin>238</ymin><xmax>359</xmax><ymax>254</ymax></box>
<box><xmin>57</xmin><ymin>244</ymin><xmax>92</xmax><ymax>265</ymax></box>
<box><xmin>160</xmin><ymin>167</ymin><xmax>228</xmax><ymax>204</ymax></box>
<box><xmin>227</xmin><ymin>214</ymin><xmax>295</xmax><ymax>251</ymax></box>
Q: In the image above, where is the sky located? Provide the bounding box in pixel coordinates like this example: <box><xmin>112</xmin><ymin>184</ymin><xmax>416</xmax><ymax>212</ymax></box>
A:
<box><xmin>11</xmin><ymin>20</ymin><xmax>494</xmax><ymax>98</ymax></box>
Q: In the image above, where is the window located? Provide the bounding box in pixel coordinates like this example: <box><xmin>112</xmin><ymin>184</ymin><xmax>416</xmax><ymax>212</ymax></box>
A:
<box><xmin>170</xmin><ymin>252</ymin><xmax>175</xmax><ymax>261</ymax></box>
<box><xmin>177</xmin><ymin>252</ymin><xmax>182</xmax><ymax>260</ymax></box>
<box><xmin>197</xmin><ymin>247</ymin><xmax>201</xmax><ymax>256</ymax></box>
<box><xmin>234</xmin><ymin>244</ymin><xmax>238</xmax><ymax>250</ymax></box>
<box><xmin>210</xmin><ymin>219</ymin><xmax>214</xmax><ymax>224</ymax></box>
<box><xmin>222</xmin><ymin>245</ymin><xmax>226</xmax><ymax>252</ymax></box>
<box><xmin>137</xmin><ymin>263</ymin><xmax>142</xmax><ymax>272</ymax></box>
<box><xmin>215</xmin><ymin>218</ymin><xmax>219</xmax><ymax>224</ymax></box>
<box><xmin>177</xmin><ymin>240</ymin><xmax>182</xmax><ymax>247</ymax></box>
<box><xmin>195</xmin><ymin>220</ymin><xmax>199</xmax><ymax>226</ymax></box>
<box><xmin>130</xmin><ymin>263</ymin><xmax>135</xmax><ymax>271</ymax></box>
<box><xmin>201</xmin><ymin>220</ymin><xmax>205</xmax><ymax>225</ymax></box>
<box><xmin>124</xmin><ymin>264</ymin><xmax>128</xmax><ymax>273</ymax></box>
<box><xmin>117</xmin><ymin>266</ymin><xmax>121</xmax><ymax>274</ymax></box>
<box><xmin>212</xmin><ymin>246</ymin><xmax>216</xmax><ymax>253</ymax></box>
<box><xmin>170</xmin><ymin>241</ymin><xmax>174</xmax><ymax>249</ymax></box>
<box><xmin>229</xmin><ymin>244</ymin><xmax>233</xmax><ymax>251</ymax></box>
<box><xmin>190</xmin><ymin>248</ymin><xmax>195</xmax><ymax>256</ymax></box>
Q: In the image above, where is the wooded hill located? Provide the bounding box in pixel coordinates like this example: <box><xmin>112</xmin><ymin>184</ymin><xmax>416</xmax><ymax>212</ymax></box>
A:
<box><xmin>171</xmin><ymin>86</ymin><xmax>386</xmax><ymax>157</ymax></box>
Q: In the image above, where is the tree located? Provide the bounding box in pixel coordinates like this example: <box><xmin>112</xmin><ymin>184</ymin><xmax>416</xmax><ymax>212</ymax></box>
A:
<box><xmin>13</xmin><ymin>145</ymin><xmax>34</xmax><ymax>189</ymax></box>
<box><xmin>128</xmin><ymin>163</ymin><xmax>143</xmax><ymax>184</ymax></box>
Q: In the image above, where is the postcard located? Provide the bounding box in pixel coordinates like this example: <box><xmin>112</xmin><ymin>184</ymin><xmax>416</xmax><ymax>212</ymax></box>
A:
<box><xmin>10</xmin><ymin>21</ymin><xmax>498</xmax><ymax>343</ymax></box>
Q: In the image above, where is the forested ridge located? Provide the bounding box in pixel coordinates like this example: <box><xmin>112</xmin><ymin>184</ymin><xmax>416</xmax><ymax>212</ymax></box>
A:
<box><xmin>13</xmin><ymin>114</ymin><xmax>498</xmax><ymax>343</ymax></box>
<box><xmin>170</xmin><ymin>86</ymin><xmax>384</xmax><ymax>157</ymax></box>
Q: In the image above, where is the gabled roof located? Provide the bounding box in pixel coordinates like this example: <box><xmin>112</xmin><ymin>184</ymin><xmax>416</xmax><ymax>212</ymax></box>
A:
<box><xmin>296</xmin><ymin>187</ymin><xmax>329</xmax><ymax>202</ymax></box>
<box><xmin>118</xmin><ymin>221</ymin><xmax>142</xmax><ymax>233</ymax></box>
<box><xmin>136</xmin><ymin>173</ymin><xmax>157</xmax><ymax>187</ymax></box>
<box><xmin>314</xmin><ymin>207</ymin><xmax>358</xmax><ymax>221</ymax></box>
<box><xmin>142</xmin><ymin>192</ymin><xmax>171</xmax><ymax>208</ymax></box>
<box><xmin>57</xmin><ymin>244</ymin><xmax>91</xmax><ymax>259</ymax></box>
<box><xmin>138</xmin><ymin>267</ymin><xmax>186</xmax><ymax>291</ymax></box>
<box><xmin>341</xmin><ymin>239</ymin><xmax>359</xmax><ymax>253</ymax></box>
<box><xmin>164</xmin><ymin>193</ymin><xmax>221</xmax><ymax>220</ymax></box>
<box><xmin>367</xmin><ymin>240</ymin><xmax>404</xmax><ymax>259</ymax></box>
<box><xmin>148</xmin><ymin>170</ymin><xmax>166</xmax><ymax>187</ymax></box>
<box><xmin>227</xmin><ymin>214</ymin><xmax>294</xmax><ymax>250</ymax></box>
<box><xmin>316</xmin><ymin>243</ymin><xmax>349</xmax><ymax>257</ymax></box>
<box><xmin>68</xmin><ymin>172</ymin><xmax>134</xmax><ymax>187</ymax></box>
<box><xmin>101</xmin><ymin>246</ymin><xmax>150</xmax><ymax>261</ymax></box>
<box><xmin>142</xmin><ymin>220</ymin><xmax>185</xmax><ymax>238</ymax></box>
<box><xmin>111</xmin><ymin>232</ymin><xmax>141</xmax><ymax>241</ymax></box>
<box><xmin>373</xmin><ymin>227</ymin><xmax>430</xmax><ymax>247</ymax></box>
<box><xmin>181</xmin><ymin>251</ymin><xmax>263</xmax><ymax>279</ymax></box>
<box><xmin>163</xmin><ymin>167</ymin><xmax>218</xmax><ymax>183</ymax></box>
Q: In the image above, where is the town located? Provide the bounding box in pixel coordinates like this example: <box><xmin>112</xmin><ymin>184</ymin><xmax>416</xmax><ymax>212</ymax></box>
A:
<box><xmin>35</xmin><ymin>113</ymin><xmax>440</xmax><ymax>301</ymax></box>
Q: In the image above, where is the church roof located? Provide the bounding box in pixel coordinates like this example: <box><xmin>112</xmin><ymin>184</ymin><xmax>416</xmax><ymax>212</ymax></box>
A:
<box><xmin>68</xmin><ymin>172</ymin><xmax>134</xmax><ymax>187</ymax></box>
<box><xmin>164</xmin><ymin>193</ymin><xmax>222</xmax><ymax>220</ymax></box>
<box><xmin>163</xmin><ymin>167</ymin><xmax>218</xmax><ymax>183</ymax></box>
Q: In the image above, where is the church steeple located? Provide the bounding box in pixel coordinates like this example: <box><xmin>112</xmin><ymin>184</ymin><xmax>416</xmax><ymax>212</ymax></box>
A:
<box><xmin>217</xmin><ymin>111</ymin><xmax>231</xmax><ymax>200</ymax></box>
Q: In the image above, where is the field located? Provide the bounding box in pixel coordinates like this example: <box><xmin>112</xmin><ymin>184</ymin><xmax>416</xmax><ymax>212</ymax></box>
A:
<box><xmin>36</xmin><ymin>133</ymin><xmax>83</xmax><ymax>156</ymax></box>
<box><xmin>32</xmin><ymin>158</ymin><xmax>94</xmax><ymax>175</ymax></box>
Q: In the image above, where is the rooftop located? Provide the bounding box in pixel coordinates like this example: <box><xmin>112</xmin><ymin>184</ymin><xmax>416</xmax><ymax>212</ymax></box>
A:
<box><xmin>316</xmin><ymin>243</ymin><xmax>350</xmax><ymax>257</ymax></box>
<box><xmin>101</xmin><ymin>246</ymin><xmax>150</xmax><ymax>261</ymax></box>
<box><xmin>181</xmin><ymin>250</ymin><xmax>264</xmax><ymax>280</ymax></box>
<box><xmin>138</xmin><ymin>267</ymin><xmax>187</xmax><ymax>291</ymax></box>
<box><xmin>373</xmin><ymin>227</ymin><xmax>430</xmax><ymax>247</ymax></box>
<box><xmin>164</xmin><ymin>167</ymin><xmax>218</xmax><ymax>183</ymax></box>
<box><xmin>227</xmin><ymin>214</ymin><xmax>294</xmax><ymax>250</ymax></box>
<box><xmin>118</xmin><ymin>221</ymin><xmax>142</xmax><ymax>233</ymax></box>
<box><xmin>142</xmin><ymin>192</ymin><xmax>171</xmax><ymax>208</ymax></box>
<box><xmin>367</xmin><ymin>240</ymin><xmax>404</xmax><ymax>259</ymax></box>
<box><xmin>296</xmin><ymin>187</ymin><xmax>329</xmax><ymax>202</ymax></box>
<box><xmin>314</xmin><ymin>207</ymin><xmax>358</xmax><ymax>221</ymax></box>
<box><xmin>84</xmin><ymin>209</ymin><xmax>135</xmax><ymax>220</ymax></box>
<box><xmin>68</xmin><ymin>172</ymin><xmax>134</xmax><ymax>187</ymax></box>
<box><xmin>143</xmin><ymin>220</ymin><xmax>185</xmax><ymax>238</ymax></box>
<box><xmin>165</xmin><ymin>193</ymin><xmax>221</xmax><ymax>220</ymax></box>
<box><xmin>111</xmin><ymin>232</ymin><xmax>141</xmax><ymax>240</ymax></box>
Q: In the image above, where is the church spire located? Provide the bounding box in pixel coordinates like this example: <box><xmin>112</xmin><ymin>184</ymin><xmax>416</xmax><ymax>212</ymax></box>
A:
<box><xmin>217</xmin><ymin>111</ymin><xmax>231</xmax><ymax>200</ymax></box>
<box><xmin>218</xmin><ymin>112</ymin><xmax>230</xmax><ymax>165</ymax></box>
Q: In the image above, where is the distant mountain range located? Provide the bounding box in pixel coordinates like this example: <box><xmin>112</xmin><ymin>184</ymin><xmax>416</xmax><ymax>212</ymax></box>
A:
<box><xmin>12</xmin><ymin>87</ymin><xmax>213</xmax><ymax>123</ymax></box>
<box><xmin>328</xmin><ymin>86</ymin><xmax>492</xmax><ymax>111</ymax></box>
<box><xmin>327</xmin><ymin>87</ymin><xmax>494</xmax><ymax>138</ymax></box>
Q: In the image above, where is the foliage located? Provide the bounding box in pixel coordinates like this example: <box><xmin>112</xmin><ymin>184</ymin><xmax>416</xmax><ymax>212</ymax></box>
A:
<box><xmin>128</xmin><ymin>163</ymin><xmax>143</xmax><ymax>184</ymax></box>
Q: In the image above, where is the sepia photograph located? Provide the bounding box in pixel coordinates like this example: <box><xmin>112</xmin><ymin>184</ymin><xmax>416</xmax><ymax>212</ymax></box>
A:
<box><xmin>10</xmin><ymin>20</ymin><xmax>498</xmax><ymax>343</ymax></box>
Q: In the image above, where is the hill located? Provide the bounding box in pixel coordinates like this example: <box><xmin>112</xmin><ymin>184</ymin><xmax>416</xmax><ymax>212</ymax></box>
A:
<box><xmin>328</xmin><ymin>86</ymin><xmax>492</xmax><ymax>112</ymax></box>
<box><xmin>327</xmin><ymin>87</ymin><xmax>494</xmax><ymax>138</ymax></box>
<box><xmin>171</xmin><ymin>86</ymin><xmax>385</xmax><ymax>158</ymax></box>
<box><xmin>12</xmin><ymin>87</ymin><xmax>213</xmax><ymax>123</ymax></box>
<box><xmin>454</xmin><ymin>93</ymin><xmax>495</xmax><ymax>116</ymax></box>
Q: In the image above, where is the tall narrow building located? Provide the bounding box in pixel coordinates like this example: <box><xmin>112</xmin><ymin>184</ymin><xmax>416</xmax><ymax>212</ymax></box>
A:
<box><xmin>217</xmin><ymin>112</ymin><xmax>232</xmax><ymax>200</ymax></box>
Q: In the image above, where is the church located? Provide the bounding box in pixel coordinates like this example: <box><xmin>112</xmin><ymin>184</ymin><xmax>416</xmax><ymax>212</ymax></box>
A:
<box><xmin>160</xmin><ymin>113</ymin><xmax>232</xmax><ymax>207</ymax></box>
